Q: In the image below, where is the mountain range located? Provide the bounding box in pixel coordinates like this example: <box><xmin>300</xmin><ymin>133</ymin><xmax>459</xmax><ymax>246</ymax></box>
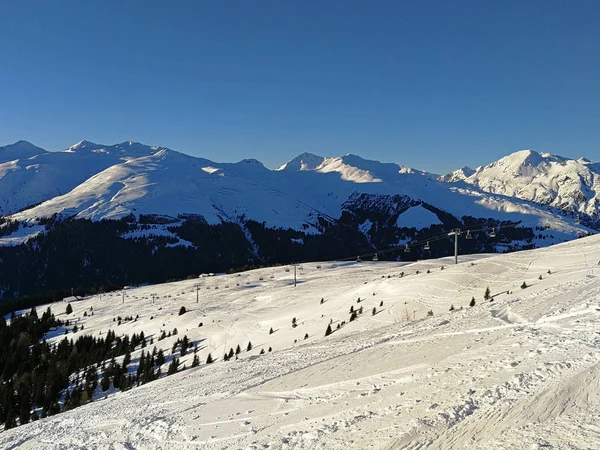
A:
<box><xmin>0</xmin><ymin>140</ymin><xmax>598</xmax><ymax>300</ymax></box>
<box><xmin>1</xmin><ymin>140</ymin><xmax>598</xmax><ymax>227</ymax></box>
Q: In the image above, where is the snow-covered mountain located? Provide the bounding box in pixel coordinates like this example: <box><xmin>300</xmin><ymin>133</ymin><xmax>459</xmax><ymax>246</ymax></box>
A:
<box><xmin>6</xmin><ymin>145</ymin><xmax>589</xmax><ymax>241</ymax></box>
<box><xmin>0</xmin><ymin>140</ymin><xmax>48</xmax><ymax>164</ymax></box>
<box><xmin>0</xmin><ymin>141</ymin><xmax>168</xmax><ymax>215</ymax></box>
<box><xmin>441</xmin><ymin>150</ymin><xmax>600</xmax><ymax>219</ymax></box>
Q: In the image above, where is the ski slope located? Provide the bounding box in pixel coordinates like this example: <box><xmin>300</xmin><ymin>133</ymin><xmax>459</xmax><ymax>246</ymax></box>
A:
<box><xmin>3</xmin><ymin>236</ymin><xmax>600</xmax><ymax>449</ymax></box>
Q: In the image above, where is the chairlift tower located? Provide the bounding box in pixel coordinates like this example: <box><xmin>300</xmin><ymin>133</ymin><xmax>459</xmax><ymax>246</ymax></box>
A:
<box><xmin>448</xmin><ymin>229</ymin><xmax>462</xmax><ymax>264</ymax></box>
<box><xmin>291</xmin><ymin>263</ymin><xmax>300</xmax><ymax>287</ymax></box>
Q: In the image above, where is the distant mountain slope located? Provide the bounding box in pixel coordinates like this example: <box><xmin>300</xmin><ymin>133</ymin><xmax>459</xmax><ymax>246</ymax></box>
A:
<box><xmin>0</xmin><ymin>141</ymin><xmax>168</xmax><ymax>215</ymax></box>
<box><xmin>441</xmin><ymin>150</ymin><xmax>600</xmax><ymax>219</ymax></box>
<box><xmin>0</xmin><ymin>140</ymin><xmax>48</xmax><ymax>165</ymax></box>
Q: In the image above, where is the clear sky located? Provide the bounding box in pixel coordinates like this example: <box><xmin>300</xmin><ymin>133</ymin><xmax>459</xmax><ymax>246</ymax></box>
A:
<box><xmin>1</xmin><ymin>1</ymin><xmax>598</xmax><ymax>174</ymax></box>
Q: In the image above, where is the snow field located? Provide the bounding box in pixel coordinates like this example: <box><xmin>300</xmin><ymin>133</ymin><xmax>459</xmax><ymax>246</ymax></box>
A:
<box><xmin>3</xmin><ymin>235</ymin><xmax>600</xmax><ymax>448</ymax></box>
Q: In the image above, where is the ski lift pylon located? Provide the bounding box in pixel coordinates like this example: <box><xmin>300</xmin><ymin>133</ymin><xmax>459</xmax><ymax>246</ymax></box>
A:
<box><xmin>373</xmin><ymin>253</ymin><xmax>378</xmax><ymax>261</ymax></box>
<box><xmin>465</xmin><ymin>230</ymin><xmax>473</xmax><ymax>240</ymax></box>
<box><xmin>404</xmin><ymin>244</ymin><xmax>410</xmax><ymax>253</ymax></box>
<box><xmin>424</xmin><ymin>241</ymin><xmax>430</xmax><ymax>250</ymax></box>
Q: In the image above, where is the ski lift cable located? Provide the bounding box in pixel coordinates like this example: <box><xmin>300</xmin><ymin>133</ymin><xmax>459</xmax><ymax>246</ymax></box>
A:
<box><xmin>335</xmin><ymin>221</ymin><xmax>524</xmax><ymax>263</ymax></box>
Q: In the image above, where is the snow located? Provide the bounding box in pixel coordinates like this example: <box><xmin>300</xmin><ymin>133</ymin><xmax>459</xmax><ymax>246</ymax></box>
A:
<box><xmin>4</xmin><ymin>235</ymin><xmax>600</xmax><ymax>448</ymax></box>
<box><xmin>395</xmin><ymin>204</ymin><xmax>442</xmax><ymax>229</ymax></box>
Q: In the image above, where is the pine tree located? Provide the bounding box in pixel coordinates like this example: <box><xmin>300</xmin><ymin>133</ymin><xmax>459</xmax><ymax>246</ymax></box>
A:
<box><xmin>66</xmin><ymin>303</ymin><xmax>73</xmax><ymax>315</ymax></box>
<box><xmin>292</xmin><ymin>317</ymin><xmax>297</xmax><ymax>328</ymax></box>
<box><xmin>156</xmin><ymin>349</ymin><xmax>165</xmax><ymax>367</ymax></box>
<box><xmin>101</xmin><ymin>370</ymin><xmax>111</xmax><ymax>392</ymax></box>
<box><xmin>372</xmin><ymin>307</ymin><xmax>377</xmax><ymax>316</ymax></box>
<box><xmin>269</xmin><ymin>327</ymin><xmax>274</xmax><ymax>335</ymax></box>
<box><xmin>470</xmin><ymin>297</ymin><xmax>476</xmax><ymax>307</ymax></box>
<box><xmin>349</xmin><ymin>311</ymin><xmax>358</xmax><ymax>322</ymax></box>
<box><xmin>450</xmin><ymin>304</ymin><xmax>455</xmax><ymax>311</ymax></box>
<box><xmin>206</xmin><ymin>353</ymin><xmax>213</xmax><ymax>364</ymax></box>
<box><xmin>179</xmin><ymin>306</ymin><xmax>187</xmax><ymax>316</ymax></box>
<box><xmin>484</xmin><ymin>286</ymin><xmax>491</xmax><ymax>300</ymax></box>
<box><xmin>379</xmin><ymin>300</ymin><xmax>383</xmax><ymax>307</ymax></box>
<box><xmin>521</xmin><ymin>281</ymin><xmax>528</xmax><ymax>289</ymax></box>
<box><xmin>247</xmin><ymin>341</ymin><xmax>252</xmax><ymax>351</ymax></box>
<box><xmin>181</xmin><ymin>335</ymin><xmax>189</xmax><ymax>356</ymax></box>
<box><xmin>235</xmin><ymin>345</ymin><xmax>241</xmax><ymax>355</ymax></box>
<box><xmin>304</xmin><ymin>333</ymin><xmax>309</xmax><ymax>340</ymax></box>
<box><xmin>228</xmin><ymin>348</ymin><xmax>234</xmax><ymax>359</ymax></box>
<box><xmin>167</xmin><ymin>358</ymin><xmax>179</xmax><ymax>375</ymax></box>
<box><xmin>192</xmin><ymin>354</ymin><xmax>200</xmax><ymax>367</ymax></box>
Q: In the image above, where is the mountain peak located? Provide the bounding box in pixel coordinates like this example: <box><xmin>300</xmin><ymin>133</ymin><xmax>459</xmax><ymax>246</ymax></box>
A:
<box><xmin>278</xmin><ymin>152</ymin><xmax>325</xmax><ymax>171</ymax></box>
<box><xmin>439</xmin><ymin>166</ymin><xmax>475</xmax><ymax>183</ymax></box>
<box><xmin>66</xmin><ymin>140</ymin><xmax>103</xmax><ymax>152</ymax></box>
<box><xmin>0</xmin><ymin>140</ymin><xmax>48</xmax><ymax>163</ymax></box>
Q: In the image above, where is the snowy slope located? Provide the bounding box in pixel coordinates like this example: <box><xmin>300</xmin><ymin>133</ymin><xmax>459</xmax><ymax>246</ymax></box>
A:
<box><xmin>4</xmin><ymin>235</ymin><xmax>600</xmax><ymax>448</ymax></box>
<box><xmin>0</xmin><ymin>141</ymin><xmax>165</xmax><ymax>215</ymax></box>
<box><xmin>442</xmin><ymin>150</ymin><xmax>600</xmax><ymax>217</ymax></box>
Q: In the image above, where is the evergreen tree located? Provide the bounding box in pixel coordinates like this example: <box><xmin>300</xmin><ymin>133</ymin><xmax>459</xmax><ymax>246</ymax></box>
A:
<box><xmin>349</xmin><ymin>311</ymin><xmax>358</xmax><ymax>322</ymax></box>
<box><xmin>269</xmin><ymin>327</ymin><xmax>274</xmax><ymax>335</ymax></box>
<box><xmin>156</xmin><ymin>349</ymin><xmax>165</xmax><ymax>367</ymax></box>
<box><xmin>181</xmin><ymin>335</ymin><xmax>189</xmax><ymax>356</ymax></box>
<box><xmin>325</xmin><ymin>324</ymin><xmax>332</xmax><ymax>336</ymax></box>
<box><xmin>470</xmin><ymin>297</ymin><xmax>476</xmax><ymax>307</ymax></box>
<box><xmin>372</xmin><ymin>307</ymin><xmax>377</xmax><ymax>315</ymax></box>
<box><xmin>450</xmin><ymin>304</ymin><xmax>455</xmax><ymax>311</ymax></box>
<box><xmin>206</xmin><ymin>353</ymin><xmax>213</xmax><ymax>364</ymax></box>
<box><xmin>228</xmin><ymin>348</ymin><xmax>234</xmax><ymax>359</ymax></box>
<box><xmin>484</xmin><ymin>286</ymin><xmax>491</xmax><ymax>300</ymax></box>
<box><xmin>179</xmin><ymin>306</ymin><xmax>187</xmax><ymax>316</ymax></box>
<box><xmin>167</xmin><ymin>358</ymin><xmax>179</xmax><ymax>375</ymax></box>
<box><xmin>246</xmin><ymin>341</ymin><xmax>252</xmax><ymax>351</ymax></box>
<box><xmin>235</xmin><ymin>345</ymin><xmax>241</xmax><ymax>355</ymax></box>
<box><xmin>101</xmin><ymin>370</ymin><xmax>111</xmax><ymax>392</ymax></box>
<box><xmin>66</xmin><ymin>303</ymin><xmax>73</xmax><ymax>315</ymax></box>
<box><xmin>192</xmin><ymin>354</ymin><xmax>200</xmax><ymax>367</ymax></box>
<box><xmin>521</xmin><ymin>281</ymin><xmax>528</xmax><ymax>289</ymax></box>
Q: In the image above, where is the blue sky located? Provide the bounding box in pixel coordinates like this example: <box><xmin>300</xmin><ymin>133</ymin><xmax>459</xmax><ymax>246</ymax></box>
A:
<box><xmin>1</xmin><ymin>1</ymin><xmax>598</xmax><ymax>173</ymax></box>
